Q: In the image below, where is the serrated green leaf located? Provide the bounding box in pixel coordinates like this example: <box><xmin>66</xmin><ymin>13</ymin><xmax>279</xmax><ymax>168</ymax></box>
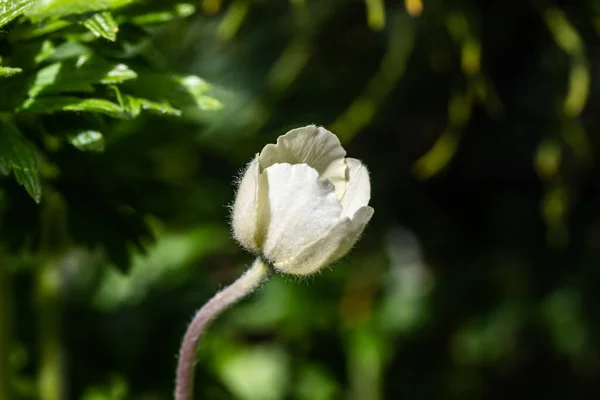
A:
<box><xmin>111</xmin><ymin>85</ymin><xmax>181</xmax><ymax>117</ymax></box>
<box><xmin>27</xmin><ymin>56</ymin><xmax>137</xmax><ymax>97</ymax></box>
<box><xmin>0</xmin><ymin>67</ymin><xmax>23</xmax><ymax>77</ymax></box>
<box><xmin>69</xmin><ymin>130</ymin><xmax>105</xmax><ymax>151</ymax></box>
<box><xmin>81</xmin><ymin>11</ymin><xmax>118</xmax><ymax>41</ymax></box>
<box><xmin>0</xmin><ymin>0</ymin><xmax>36</xmax><ymax>28</ymax></box>
<box><xmin>0</xmin><ymin>121</ymin><xmax>41</xmax><ymax>203</ymax></box>
<box><xmin>25</xmin><ymin>0</ymin><xmax>137</xmax><ymax>21</ymax></box>
<box><xmin>20</xmin><ymin>96</ymin><xmax>127</xmax><ymax>119</ymax></box>
<box><xmin>21</xmin><ymin>92</ymin><xmax>182</xmax><ymax>120</ymax></box>
<box><xmin>121</xmin><ymin>95</ymin><xmax>181</xmax><ymax>118</ymax></box>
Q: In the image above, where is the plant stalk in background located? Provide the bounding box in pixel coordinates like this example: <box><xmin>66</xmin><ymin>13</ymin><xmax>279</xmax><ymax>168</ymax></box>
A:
<box><xmin>37</xmin><ymin>193</ymin><xmax>69</xmax><ymax>400</ymax></box>
<box><xmin>0</xmin><ymin>259</ymin><xmax>13</xmax><ymax>400</ymax></box>
<box><xmin>36</xmin><ymin>258</ymin><xmax>64</xmax><ymax>400</ymax></box>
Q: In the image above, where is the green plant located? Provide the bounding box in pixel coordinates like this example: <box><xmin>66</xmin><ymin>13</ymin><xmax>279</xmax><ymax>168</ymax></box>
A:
<box><xmin>0</xmin><ymin>1</ymin><xmax>221</xmax><ymax>398</ymax></box>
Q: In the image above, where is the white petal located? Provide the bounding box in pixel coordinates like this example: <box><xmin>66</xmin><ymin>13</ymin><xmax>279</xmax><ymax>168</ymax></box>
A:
<box><xmin>340</xmin><ymin>158</ymin><xmax>371</xmax><ymax>218</ymax></box>
<box><xmin>231</xmin><ymin>155</ymin><xmax>260</xmax><ymax>252</ymax></box>
<box><xmin>330</xmin><ymin>205</ymin><xmax>374</xmax><ymax>261</ymax></box>
<box><xmin>258</xmin><ymin>163</ymin><xmax>343</xmax><ymax>273</ymax></box>
<box><xmin>258</xmin><ymin>125</ymin><xmax>347</xmax><ymax>199</ymax></box>
<box><xmin>274</xmin><ymin>205</ymin><xmax>374</xmax><ymax>276</ymax></box>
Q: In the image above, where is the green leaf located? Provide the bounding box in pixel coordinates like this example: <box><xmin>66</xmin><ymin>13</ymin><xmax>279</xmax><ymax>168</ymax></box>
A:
<box><xmin>123</xmin><ymin>73</ymin><xmax>222</xmax><ymax>112</ymax></box>
<box><xmin>120</xmin><ymin>95</ymin><xmax>181</xmax><ymax>118</ymax></box>
<box><xmin>128</xmin><ymin>3</ymin><xmax>196</xmax><ymax>25</ymax></box>
<box><xmin>0</xmin><ymin>67</ymin><xmax>23</xmax><ymax>77</ymax></box>
<box><xmin>195</xmin><ymin>95</ymin><xmax>223</xmax><ymax>111</ymax></box>
<box><xmin>68</xmin><ymin>130</ymin><xmax>105</xmax><ymax>151</ymax></box>
<box><xmin>12</xmin><ymin>19</ymin><xmax>71</xmax><ymax>39</ymax></box>
<box><xmin>45</xmin><ymin>41</ymin><xmax>91</xmax><ymax>61</ymax></box>
<box><xmin>0</xmin><ymin>0</ymin><xmax>36</xmax><ymax>28</ymax></box>
<box><xmin>81</xmin><ymin>11</ymin><xmax>118</xmax><ymax>41</ymax></box>
<box><xmin>34</xmin><ymin>40</ymin><xmax>57</xmax><ymax>64</ymax></box>
<box><xmin>176</xmin><ymin>75</ymin><xmax>212</xmax><ymax>97</ymax></box>
<box><xmin>27</xmin><ymin>56</ymin><xmax>137</xmax><ymax>97</ymax></box>
<box><xmin>21</xmin><ymin>92</ymin><xmax>182</xmax><ymax>120</ymax></box>
<box><xmin>0</xmin><ymin>121</ymin><xmax>41</xmax><ymax>203</ymax></box>
<box><xmin>171</xmin><ymin>76</ymin><xmax>223</xmax><ymax>110</ymax></box>
<box><xmin>20</xmin><ymin>96</ymin><xmax>128</xmax><ymax>119</ymax></box>
<box><xmin>111</xmin><ymin>85</ymin><xmax>181</xmax><ymax>117</ymax></box>
<box><xmin>25</xmin><ymin>0</ymin><xmax>136</xmax><ymax>22</ymax></box>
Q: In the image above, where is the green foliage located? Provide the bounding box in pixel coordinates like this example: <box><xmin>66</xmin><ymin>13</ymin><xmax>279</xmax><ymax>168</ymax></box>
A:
<box><xmin>24</xmin><ymin>0</ymin><xmax>135</xmax><ymax>21</ymax></box>
<box><xmin>0</xmin><ymin>0</ymin><xmax>221</xmax><ymax>268</ymax></box>
<box><xmin>0</xmin><ymin>0</ymin><xmax>36</xmax><ymax>28</ymax></box>
<box><xmin>68</xmin><ymin>130</ymin><xmax>105</xmax><ymax>151</ymax></box>
<box><xmin>0</xmin><ymin>121</ymin><xmax>41</xmax><ymax>202</ymax></box>
<box><xmin>0</xmin><ymin>66</ymin><xmax>22</xmax><ymax>77</ymax></box>
<box><xmin>81</xmin><ymin>12</ymin><xmax>119</xmax><ymax>41</ymax></box>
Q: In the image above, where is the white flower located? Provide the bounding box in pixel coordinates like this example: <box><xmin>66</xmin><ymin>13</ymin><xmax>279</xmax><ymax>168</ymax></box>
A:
<box><xmin>231</xmin><ymin>125</ymin><xmax>374</xmax><ymax>276</ymax></box>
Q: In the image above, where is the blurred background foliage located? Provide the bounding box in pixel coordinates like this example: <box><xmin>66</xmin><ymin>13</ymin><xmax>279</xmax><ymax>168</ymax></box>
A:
<box><xmin>1</xmin><ymin>0</ymin><xmax>600</xmax><ymax>399</ymax></box>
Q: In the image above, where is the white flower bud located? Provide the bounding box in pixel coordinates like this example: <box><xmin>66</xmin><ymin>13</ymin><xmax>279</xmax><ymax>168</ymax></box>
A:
<box><xmin>231</xmin><ymin>125</ymin><xmax>374</xmax><ymax>276</ymax></box>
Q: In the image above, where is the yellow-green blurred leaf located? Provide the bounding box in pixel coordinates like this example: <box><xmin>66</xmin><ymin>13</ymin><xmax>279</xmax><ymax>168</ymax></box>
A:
<box><xmin>560</xmin><ymin>119</ymin><xmax>591</xmax><ymax>161</ymax></box>
<box><xmin>564</xmin><ymin>58</ymin><xmax>590</xmax><ymax>116</ymax></box>
<box><xmin>128</xmin><ymin>3</ymin><xmax>196</xmax><ymax>25</ymax></box>
<box><xmin>0</xmin><ymin>66</ymin><xmax>23</xmax><ymax>77</ymax></box>
<box><xmin>364</xmin><ymin>0</ymin><xmax>385</xmax><ymax>31</ymax></box>
<box><xmin>215</xmin><ymin>345</ymin><xmax>290</xmax><ymax>400</ymax></box>
<box><xmin>195</xmin><ymin>95</ymin><xmax>223</xmax><ymax>111</ymax></box>
<box><xmin>541</xmin><ymin>184</ymin><xmax>569</xmax><ymax>247</ymax></box>
<box><xmin>412</xmin><ymin>131</ymin><xmax>459</xmax><ymax>180</ymax></box>
<box><xmin>176</xmin><ymin>75</ymin><xmax>212</xmax><ymax>97</ymax></box>
<box><xmin>461</xmin><ymin>37</ymin><xmax>481</xmax><ymax>76</ymax></box>
<box><xmin>216</xmin><ymin>0</ymin><xmax>250</xmax><ymax>41</ymax></box>
<box><xmin>535</xmin><ymin>139</ymin><xmax>562</xmax><ymax>180</ymax></box>
<box><xmin>543</xmin><ymin>7</ymin><xmax>584</xmax><ymax>55</ymax></box>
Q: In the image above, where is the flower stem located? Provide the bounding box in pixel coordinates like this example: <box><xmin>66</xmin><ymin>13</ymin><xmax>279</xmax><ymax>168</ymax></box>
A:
<box><xmin>175</xmin><ymin>258</ymin><xmax>272</xmax><ymax>400</ymax></box>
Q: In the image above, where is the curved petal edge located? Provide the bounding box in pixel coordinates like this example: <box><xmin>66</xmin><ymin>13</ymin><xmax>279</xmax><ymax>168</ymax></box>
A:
<box><xmin>259</xmin><ymin>125</ymin><xmax>347</xmax><ymax>198</ymax></box>
<box><xmin>231</xmin><ymin>155</ymin><xmax>260</xmax><ymax>252</ymax></box>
